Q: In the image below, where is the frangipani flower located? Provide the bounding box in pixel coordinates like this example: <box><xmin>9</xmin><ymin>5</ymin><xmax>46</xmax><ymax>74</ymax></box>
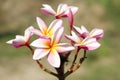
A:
<box><xmin>41</xmin><ymin>4</ymin><xmax>78</xmax><ymax>19</ymax></box>
<box><xmin>31</xmin><ymin>27</ymin><xmax>75</xmax><ymax>67</ymax></box>
<box><xmin>6</xmin><ymin>26</ymin><xmax>34</xmax><ymax>48</ymax></box>
<box><xmin>33</xmin><ymin>17</ymin><xmax>63</xmax><ymax>38</ymax></box>
<box><xmin>73</xmin><ymin>25</ymin><xmax>104</xmax><ymax>40</ymax></box>
<box><xmin>65</xmin><ymin>31</ymin><xmax>100</xmax><ymax>50</ymax></box>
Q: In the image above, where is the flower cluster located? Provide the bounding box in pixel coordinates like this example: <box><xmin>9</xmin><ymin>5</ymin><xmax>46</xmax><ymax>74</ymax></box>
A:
<box><xmin>65</xmin><ymin>25</ymin><xmax>103</xmax><ymax>50</ymax></box>
<box><xmin>7</xmin><ymin>4</ymin><xmax>103</xmax><ymax>68</ymax></box>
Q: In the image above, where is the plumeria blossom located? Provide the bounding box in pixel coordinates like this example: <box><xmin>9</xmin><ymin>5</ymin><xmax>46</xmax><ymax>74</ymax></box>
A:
<box><xmin>65</xmin><ymin>31</ymin><xmax>101</xmax><ymax>50</ymax></box>
<box><xmin>31</xmin><ymin>27</ymin><xmax>75</xmax><ymax>68</ymax></box>
<box><xmin>6</xmin><ymin>26</ymin><xmax>34</xmax><ymax>48</ymax></box>
<box><xmin>41</xmin><ymin>4</ymin><xmax>78</xmax><ymax>19</ymax></box>
<box><xmin>32</xmin><ymin>17</ymin><xmax>63</xmax><ymax>38</ymax></box>
<box><xmin>73</xmin><ymin>25</ymin><xmax>104</xmax><ymax>40</ymax></box>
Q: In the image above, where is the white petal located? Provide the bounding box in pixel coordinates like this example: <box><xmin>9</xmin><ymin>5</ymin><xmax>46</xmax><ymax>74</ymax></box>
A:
<box><xmin>64</xmin><ymin>6</ymin><xmax>78</xmax><ymax>15</ymax></box>
<box><xmin>73</xmin><ymin>25</ymin><xmax>83</xmax><ymax>34</ymax></box>
<box><xmin>89</xmin><ymin>28</ymin><xmax>104</xmax><ymax>40</ymax></box>
<box><xmin>81</xmin><ymin>25</ymin><xmax>89</xmax><ymax>34</ymax></box>
<box><xmin>69</xmin><ymin>6</ymin><xmax>78</xmax><ymax>15</ymax></box>
<box><xmin>71</xmin><ymin>31</ymin><xmax>81</xmax><ymax>43</ymax></box>
<box><xmin>47</xmin><ymin>19</ymin><xmax>63</xmax><ymax>35</ymax></box>
<box><xmin>6</xmin><ymin>39</ymin><xmax>13</xmax><ymax>44</ymax></box>
<box><xmin>16</xmin><ymin>35</ymin><xmax>25</xmax><ymax>40</ymax></box>
<box><xmin>32</xmin><ymin>28</ymin><xmax>43</xmax><ymax>36</ymax></box>
<box><xmin>73</xmin><ymin>25</ymin><xmax>89</xmax><ymax>38</ymax></box>
<box><xmin>33</xmin><ymin>48</ymin><xmax>50</xmax><ymax>60</ymax></box>
<box><xmin>31</xmin><ymin>38</ymin><xmax>50</xmax><ymax>48</ymax></box>
<box><xmin>82</xmin><ymin>38</ymin><xmax>96</xmax><ymax>45</ymax></box>
<box><xmin>77</xmin><ymin>25</ymin><xmax>89</xmax><ymax>38</ymax></box>
<box><xmin>41</xmin><ymin>4</ymin><xmax>56</xmax><ymax>15</ymax></box>
<box><xmin>6</xmin><ymin>35</ymin><xmax>25</xmax><ymax>48</ymax></box>
<box><xmin>47</xmin><ymin>49</ymin><xmax>60</xmax><ymax>68</ymax></box>
<box><xmin>36</xmin><ymin>17</ymin><xmax>47</xmax><ymax>33</ymax></box>
<box><xmin>24</xmin><ymin>26</ymin><xmax>34</xmax><ymax>40</ymax></box>
<box><xmin>14</xmin><ymin>35</ymin><xmax>25</xmax><ymax>44</ymax></box>
<box><xmin>82</xmin><ymin>38</ymin><xmax>101</xmax><ymax>50</ymax></box>
<box><xmin>57</xmin><ymin>4</ymin><xmax>68</xmax><ymax>14</ymax></box>
<box><xmin>65</xmin><ymin>35</ymin><xmax>77</xmax><ymax>43</ymax></box>
<box><xmin>55</xmin><ymin>43</ymin><xmax>75</xmax><ymax>53</ymax></box>
<box><xmin>11</xmin><ymin>35</ymin><xmax>26</xmax><ymax>48</ymax></box>
<box><xmin>74</xmin><ymin>43</ymin><xmax>81</xmax><ymax>46</ymax></box>
<box><xmin>52</xmin><ymin>27</ymin><xmax>64</xmax><ymax>44</ymax></box>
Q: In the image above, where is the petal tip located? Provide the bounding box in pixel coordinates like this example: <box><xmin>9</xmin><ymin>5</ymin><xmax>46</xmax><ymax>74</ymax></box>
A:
<box><xmin>6</xmin><ymin>40</ymin><xmax>13</xmax><ymax>44</ymax></box>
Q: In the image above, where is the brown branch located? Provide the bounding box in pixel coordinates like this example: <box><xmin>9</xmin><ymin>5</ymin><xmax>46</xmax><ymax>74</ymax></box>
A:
<box><xmin>70</xmin><ymin>47</ymin><xmax>80</xmax><ymax>69</ymax></box>
<box><xmin>26</xmin><ymin>44</ymin><xmax>58</xmax><ymax>77</ymax></box>
<box><xmin>64</xmin><ymin>50</ymin><xmax>87</xmax><ymax>77</ymax></box>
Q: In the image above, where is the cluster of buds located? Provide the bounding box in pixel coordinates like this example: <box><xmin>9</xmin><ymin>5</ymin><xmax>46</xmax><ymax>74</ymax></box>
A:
<box><xmin>7</xmin><ymin>4</ymin><xmax>104</xmax><ymax>80</ymax></box>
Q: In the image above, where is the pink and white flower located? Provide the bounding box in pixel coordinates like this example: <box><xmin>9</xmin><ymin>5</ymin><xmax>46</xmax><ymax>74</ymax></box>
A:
<box><xmin>31</xmin><ymin>27</ymin><xmax>75</xmax><ymax>68</ymax></box>
<box><xmin>33</xmin><ymin>17</ymin><xmax>63</xmax><ymax>38</ymax></box>
<box><xmin>73</xmin><ymin>25</ymin><xmax>104</xmax><ymax>40</ymax></box>
<box><xmin>65</xmin><ymin>31</ymin><xmax>101</xmax><ymax>50</ymax></box>
<box><xmin>6</xmin><ymin>26</ymin><xmax>34</xmax><ymax>48</ymax></box>
<box><xmin>41</xmin><ymin>4</ymin><xmax>78</xmax><ymax>19</ymax></box>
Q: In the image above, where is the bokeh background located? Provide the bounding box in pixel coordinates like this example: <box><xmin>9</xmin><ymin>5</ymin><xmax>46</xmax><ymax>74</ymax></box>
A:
<box><xmin>0</xmin><ymin>0</ymin><xmax>120</xmax><ymax>80</ymax></box>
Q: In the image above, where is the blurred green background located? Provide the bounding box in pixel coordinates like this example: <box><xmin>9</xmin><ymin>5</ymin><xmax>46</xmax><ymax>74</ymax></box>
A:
<box><xmin>0</xmin><ymin>0</ymin><xmax>120</xmax><ymax>80</ymax></box>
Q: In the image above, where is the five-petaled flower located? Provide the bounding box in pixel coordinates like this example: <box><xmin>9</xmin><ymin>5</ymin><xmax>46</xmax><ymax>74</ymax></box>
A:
<box><xmin>6</xmin><ymin>26</ymin><xmax>34</xmax><ymax>48</ymax></box>
<box><xmin>73</xmin><ymin>25</ymin><xmax>104</xmax><ymax>40</ymax></box>
<box><xmin>65</xmin><ymin>31</ymin><xmax>101</xmax><ymax>50</ymax></box>
<box><xmin>31</xmin><ymin>27</ymin><xmax>75</xmax><ymax>67</ymax></box>
<box><xmin>41</xmin><ymin>4</ymin><xmax>78</xmax><ymax>19</ymax></box>
<box><xmin>32</xmin><ymin>17</ymin><xmax>63</xmax><ymax>38</ymax></box>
